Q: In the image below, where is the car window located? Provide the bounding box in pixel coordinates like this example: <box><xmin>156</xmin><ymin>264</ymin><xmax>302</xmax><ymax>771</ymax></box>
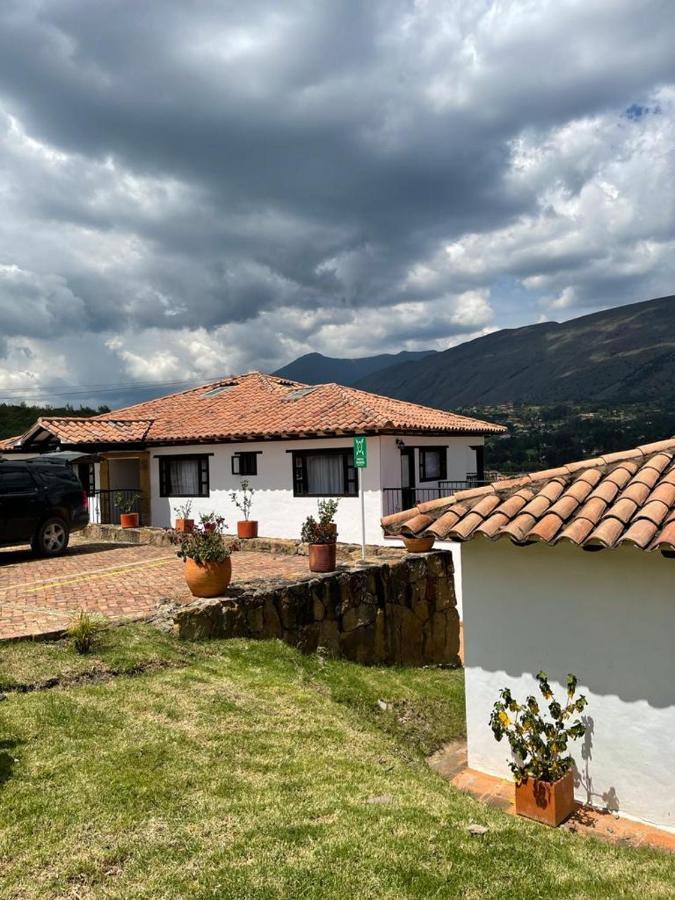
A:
<box><xmin>0</xmin><ymin>469</ymin><xmax>37</xmax><ymax>494</ymax></box>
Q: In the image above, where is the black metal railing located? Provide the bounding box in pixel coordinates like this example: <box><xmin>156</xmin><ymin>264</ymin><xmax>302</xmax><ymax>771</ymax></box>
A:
<box><xmin>89</xmin><ymin>489</ymin><xmax>143</xmax><ymax>525</ymax></box>
<box><xmin>382</xmin><ymin>479</ymin><xmax>488</xmax><ymax>517</ymax></box>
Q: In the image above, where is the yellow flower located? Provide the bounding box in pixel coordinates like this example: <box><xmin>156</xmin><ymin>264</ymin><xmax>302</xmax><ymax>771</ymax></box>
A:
<box><xmin>499</xmin><ymin>711</ymin><xmax>511</xmax><ymax>727</ymax></box>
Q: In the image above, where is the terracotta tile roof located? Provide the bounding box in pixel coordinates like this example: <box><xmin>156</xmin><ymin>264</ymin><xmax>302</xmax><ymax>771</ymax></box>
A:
<box><xmin>381</xmin><ymin>438</ymin><xmax>675</xmax><ymax>554</ymax></box>
<box><xmin>0</xmin><ymin>435</ymin><xmax>20</xmax><ymax>451</ymax></box>
<box><xmin>6</xmin><ymin>372</ymin><xmax>505</xmax><ymax>448</ymax></box>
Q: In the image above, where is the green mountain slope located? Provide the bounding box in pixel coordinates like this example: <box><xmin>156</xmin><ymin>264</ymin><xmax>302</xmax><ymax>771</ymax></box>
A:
<box><xmin>273</xmin><ymin>350</ymin><xmax>436</xmax><ymax>386</ymax></box>
<box><xmin>354</xmin><ymin>295</ymin><xmax>675</xmax><ymax>406</ymax></box>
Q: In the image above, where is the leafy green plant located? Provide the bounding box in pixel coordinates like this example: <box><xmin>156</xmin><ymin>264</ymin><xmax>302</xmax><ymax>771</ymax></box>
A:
<box><xmin>490</xmin><ymin>672</ymin><xmax>587</xmax><ymax>784</ymax></box>
<box><xmin>67</xmin><ymin>610</ymin><xmax>101</xmax><ymax>655</ymax></box>
<box><xmin>230</xmin><ymin>481</ymin><xmax>255</xmax><ymax>520</ymax></box>
<box><xmin>301</xmin><ymin>499</ymin><xmax>339</xmax><ymax>545</ymax></box>
<box><xmin>317</xmin><ymin>498</ymin><xmax>339</xmax><ymax>526</ymax></box>
<box><xmin>170</xmin><ymin>519</ymin><xmax>236</xmax><ymax>565</ymax></box>
<box><xmin>114</xmin><ymin>492</ymin><xmax>141</xmax><ymax>514</ymax></box>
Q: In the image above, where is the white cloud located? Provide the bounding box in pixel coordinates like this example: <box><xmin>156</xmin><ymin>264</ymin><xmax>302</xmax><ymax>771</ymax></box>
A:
<box><xmin>0</xmin><ymin>1</ymin><xmax>673</xmax><ymax>403</ymax></box>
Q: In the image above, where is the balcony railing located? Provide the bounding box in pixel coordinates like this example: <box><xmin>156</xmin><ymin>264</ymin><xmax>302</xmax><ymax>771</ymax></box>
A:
<box><xmin>382</xmin><ymin>478</ymin><xmax>488</xmax><ymax>517</ymax></box>
<box><xmin>88</xmin><ymin>489</ymin><xmax>142</xmax><ymax>526</ymax></box>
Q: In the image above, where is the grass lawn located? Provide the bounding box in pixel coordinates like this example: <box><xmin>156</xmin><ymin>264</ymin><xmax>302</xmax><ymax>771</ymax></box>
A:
<box><xmin>0</xmin><ymin>625</ymin><xmax>673</xmax><ymax>899</ymax></box>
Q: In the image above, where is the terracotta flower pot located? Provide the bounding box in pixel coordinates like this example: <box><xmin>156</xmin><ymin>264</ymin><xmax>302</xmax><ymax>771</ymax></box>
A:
<box><xmin>119</xmin><ymin>512</ymin><xmax>139</xmax><ymax>529</ymax></box>
<box><xmin>175</xmin><ymin>518</ymin><xmax>194</xmax><ymax>533</ymax></box>
<box><xmin>237</xmin><ymin>520</ymin><xmax>258</xmax><ymax>539</ymax></box>
<box><xmin>403</xmin><ymin>535</ymin><xmax>435</xmax><ymax>553</ymax></box>
<box><xmin>308</xmin><ymin>543</ymin><xmax>337</xmax><ymax>573</ymax></box>
<box><xmin>184</xmin><ymin>557</ymin><xmax>232</xmax><ymax>598</ymax></box>
<box><xmin>515</xmin><ymin>769</ymin><xmax>576</xmax><ymax>827</ymax></box>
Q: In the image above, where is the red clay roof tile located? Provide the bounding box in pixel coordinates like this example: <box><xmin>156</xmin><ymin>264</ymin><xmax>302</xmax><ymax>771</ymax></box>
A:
<box><xmin>382</xmin><ymin>437</ymin><xmax>675</xmax><ymax>556</ymax></box>
<box><xmin>5</xmin><ymin>372</ymin><xmax>506</xmax><ymax>449</ymax></box>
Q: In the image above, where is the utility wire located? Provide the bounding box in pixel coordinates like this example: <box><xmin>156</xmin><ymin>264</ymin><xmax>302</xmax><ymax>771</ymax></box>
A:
<box><xmin>0</xmin><ymin>375</ymin><xmax>229</xmax><ymax>403</ymax></box>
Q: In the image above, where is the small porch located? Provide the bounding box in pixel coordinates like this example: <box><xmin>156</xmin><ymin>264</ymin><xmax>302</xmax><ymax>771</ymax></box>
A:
<box><xmin>89</xmin><ymin>451</ymin><xmax>151</xmax><ymax>526</ymax></box>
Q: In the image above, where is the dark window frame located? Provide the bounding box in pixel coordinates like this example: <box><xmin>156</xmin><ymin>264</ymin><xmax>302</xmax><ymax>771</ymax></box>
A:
<box><xmin>418</xmin><ymin>446</ymin><xmax>448</xmax><ymax>483</ymax></box>
<box><xmin>159</xmin><ymin>455</ymin><xmax>210</xmax><ymax>498</ymax></box>
<box><xmin>231</xmin><ymin>451</ymin><xmax>261</xmax><ymax>477</ymax></box>
<box><xmin>291</xmin><ymin>448</ymin><xmax>357</xmax><ymax>498</ymax></box>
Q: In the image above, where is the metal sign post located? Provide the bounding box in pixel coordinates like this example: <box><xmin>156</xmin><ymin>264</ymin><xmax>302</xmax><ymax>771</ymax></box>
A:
<box><xmin>353</xmin><ymin>436</ymin><xmax>367</xmax><ymax>559</ymax></box>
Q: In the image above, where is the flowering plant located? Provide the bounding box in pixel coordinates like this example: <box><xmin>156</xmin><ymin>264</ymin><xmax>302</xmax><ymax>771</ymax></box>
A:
<box><xmin>169</xmin><ymin>518</ymin><xmax>236</xmax><ymax>565</ymax></box>
<box><xmin>489</xmin><ymin>671</ymin><xmax>587</xmax><ymax>784</ymax></box>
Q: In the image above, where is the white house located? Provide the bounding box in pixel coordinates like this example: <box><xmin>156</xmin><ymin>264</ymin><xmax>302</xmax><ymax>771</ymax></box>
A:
<box><xmin>382</xmin><ymin>439</ymin><xmax>675</xmax><ymax>834</ymax></box>
<box><xmin>1</xmin><ymin>372</ymin><xmax>504</xmax><ymax>545</ymax></box>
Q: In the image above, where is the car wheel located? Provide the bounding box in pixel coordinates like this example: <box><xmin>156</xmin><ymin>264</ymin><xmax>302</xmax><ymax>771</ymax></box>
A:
<box><xmin>32</xmin><ymin>518</ymin><xmax>70</xmax><ymax>557</ymax></box>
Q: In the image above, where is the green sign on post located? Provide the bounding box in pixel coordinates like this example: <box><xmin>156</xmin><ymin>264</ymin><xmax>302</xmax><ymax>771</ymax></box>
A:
<box><xmin>353</xmin><ymin>435</ymin><xmax>368</xmax><ymax>468</ymax></box>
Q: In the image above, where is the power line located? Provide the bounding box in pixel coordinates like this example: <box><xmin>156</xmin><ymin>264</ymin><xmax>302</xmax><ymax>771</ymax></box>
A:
<box><xmin>0</xmin><ymin>375</ymin><xmax>226</xmax><ymax>404</ymax></box>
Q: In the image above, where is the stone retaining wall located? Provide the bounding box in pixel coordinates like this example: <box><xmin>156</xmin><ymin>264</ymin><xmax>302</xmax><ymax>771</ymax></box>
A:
<box><xmin>173</xmin><ymin>551</ymin><xmax>459</xmax><ymax>667</ymax></box>
<box><xmin>83</xmin><ymin>523</ymin><xmax>402</xmax><ymax>562</ymax></box>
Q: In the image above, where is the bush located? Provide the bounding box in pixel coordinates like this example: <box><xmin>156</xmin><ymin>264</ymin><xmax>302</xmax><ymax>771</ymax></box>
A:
<box><xmin>67</xmin><ymin>610</ymin><xmax>100</xmax><ymax>655</ymax></box>
<box><xmin>489</xmin><ymin>671</ymin><xmax>587</xmax><ymax>784</ymax></box>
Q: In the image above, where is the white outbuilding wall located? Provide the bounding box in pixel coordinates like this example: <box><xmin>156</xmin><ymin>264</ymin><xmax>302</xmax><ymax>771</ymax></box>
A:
<box><xmin>462</xmin><ymin>538</ymin><xmax>675</xmax><ymax>833</ymax></box>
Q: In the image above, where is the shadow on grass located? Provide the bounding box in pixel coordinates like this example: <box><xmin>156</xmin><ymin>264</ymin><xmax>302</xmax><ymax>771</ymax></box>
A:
<box><xmin>0</xmin><ymin>738</ymin><xmax>22</xmax><ymax>786</ymax></box>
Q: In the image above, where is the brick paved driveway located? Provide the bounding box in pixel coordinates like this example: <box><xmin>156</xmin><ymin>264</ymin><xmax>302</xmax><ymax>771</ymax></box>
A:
<box><xmin>0</xmin><ymin>539</ymin><xmax>309</xmax><ymax>640</ymax></box>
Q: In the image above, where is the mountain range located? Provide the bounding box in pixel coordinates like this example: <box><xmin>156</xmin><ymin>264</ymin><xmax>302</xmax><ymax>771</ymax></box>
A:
<box><xmin>273</xmin><ymin>349</ymin><xmax>436</xmax><ymax>386</ymax></box>
<box><xmin>276</xmin><ymin>295</ymin><xmax>675</xmax><ymax>407</ymax></box>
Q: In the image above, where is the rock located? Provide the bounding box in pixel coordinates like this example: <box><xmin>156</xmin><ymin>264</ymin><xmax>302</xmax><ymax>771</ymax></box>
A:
<box><xmin>174</xmin><ymin>598</ymin><xmax>224</xmax><ymax>640</ymax></box>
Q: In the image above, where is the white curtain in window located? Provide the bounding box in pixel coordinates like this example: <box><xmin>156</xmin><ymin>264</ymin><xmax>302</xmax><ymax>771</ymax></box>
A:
<box><xmin>424</xmin><ymin>451</ymin><xmax>441</xmax><ymax>480</ymax></box>
<box><xmin>170</xmin><ymin>458</ymin><xmax>200</xmax><ymax>495</ymax></box>
<box><xmin>306</xmin><ymin>453</ymin><xmax>343</xmax><ymax>494</ymax></box>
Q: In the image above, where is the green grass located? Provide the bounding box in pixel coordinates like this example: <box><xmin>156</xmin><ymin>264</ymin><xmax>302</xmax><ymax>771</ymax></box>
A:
<box><xmin>0</xmin><ymin>626</ymin><xmax>672</xmax><ymax>899</ymax></box>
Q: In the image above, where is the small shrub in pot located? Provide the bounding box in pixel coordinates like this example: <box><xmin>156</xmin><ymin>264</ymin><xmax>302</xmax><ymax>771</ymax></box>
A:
<box><xmin>170</xmin><ymin>518</ymin><xmax>237</xmax><ymax>597</ymax></box>
<box><xmin>173</xmin><ymin>500</ymin><xmax>194</xmax><ymax>533</ymax></box>
<box><xmin>490</xmin><ymin>671</ymin><xmax>587</xmax><ymax>826</ymax></box>
<box><xmin>301</xmin><ymin>499</ymin><xmax>339</xmax><ymax>572</ymax></box>
<box><xmin>230</xmin><ymin>481</ymin><xmax>258</xmax><ymax>538</ymax></box>
<box><xmin>115</xmin><ymin>492</ymin><xmax>141</xmax><ymax>528</ymax></box>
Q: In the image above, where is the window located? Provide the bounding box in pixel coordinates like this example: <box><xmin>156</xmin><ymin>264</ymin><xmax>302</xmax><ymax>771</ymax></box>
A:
<box><xmin>292</xmin><ymin>449</ymin><xmax>357</xmax><ymax>497</ymax></box>
<box><xmin>0</xmin><ymin>468</ymin><xmax>36</xmax><ymax>494</ymax></box>
<box><xmin>231</xmin><ymin>451</ymin><xmax>260</xmax><ymax>476</ymax></box>
<box><xmin>77</xmin><ymin>462</ymin><xmax>95</xmax><ymax>495</ymax></box>
<box><xmin>159</xmin><ymin>455</ymin><xmax>209</xmax><ymax>497</ymax></box>
<box><xmin>419</xmin><ymin>447</ymin><xmax>447</xmax><ymax>482</ymax></box>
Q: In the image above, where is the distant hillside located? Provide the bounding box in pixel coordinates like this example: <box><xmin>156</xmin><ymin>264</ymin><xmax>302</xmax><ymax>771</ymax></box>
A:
<box><xmin>0</xmin><ymin>404</ymin><xmax>108</xmax><ymax>441</ymax></box>
<box><xmin>273</xmin><ymin>350</ymin><xmax>436</xmax><ymax>386</ymax></box>
<box><xmin>354</xmin><ymin>295</ymin><xmax>675</xmax><ymax>406</ymax></box>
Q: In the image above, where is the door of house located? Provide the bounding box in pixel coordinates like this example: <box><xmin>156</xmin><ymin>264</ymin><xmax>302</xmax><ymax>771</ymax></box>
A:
<box><xmin>400</xmin><ymin>448</ymin><xmax>415</xmax><ymax>510</ymax></box>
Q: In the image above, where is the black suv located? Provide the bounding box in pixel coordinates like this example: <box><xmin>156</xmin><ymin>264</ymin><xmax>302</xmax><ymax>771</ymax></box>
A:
<box><xmin>0</xmin><ymin>458</ymin><xmax>89</xmax><ymax>556</ymax></box>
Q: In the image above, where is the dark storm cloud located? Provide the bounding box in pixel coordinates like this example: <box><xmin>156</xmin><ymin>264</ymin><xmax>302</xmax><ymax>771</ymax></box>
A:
<box><xmin>0</xmin><ymin>1</ymin><xmax>675</xmax><ymax>401</ymax></box>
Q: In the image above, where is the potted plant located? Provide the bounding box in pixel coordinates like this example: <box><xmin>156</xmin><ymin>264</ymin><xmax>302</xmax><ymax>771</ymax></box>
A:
<box><xmin>490</xmin><ymin>671</ymin><xmax>587</xmax><ymax>827</ymax></box>
<box><xmin>301</xmin><ymin>499</ymin><xmax>339</xmax><ymax>573</ymax></box>
<box><xmin>170</xmin><ymin>518</ymin><xmax>236</xmax><ymax>598</ymax></box>
<box><xmin>402</xmin><ymin>533</ymin><xmax>435</xmax><ymax>553</ymax></box>
<box><xmin>230</xmin><ymin>480</ymin><xmax>258</xmax><ymax>539</ymax></box>
<box><xmin>115</xmin><ymin>492</ymin><xmax>141</xmax><ymax>528</ymax></box>
<box><xmin>173</xmin><ymin>501</ymin><xmax>194</xmax><ymax>533</ymax></box>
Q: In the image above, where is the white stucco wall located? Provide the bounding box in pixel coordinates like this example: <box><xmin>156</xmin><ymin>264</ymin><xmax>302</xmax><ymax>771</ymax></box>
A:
<box><xmin>150</xmin><ymin>437</ymin><xmax>385</xmax><ymax>545</ymax></box>
<box><xmin>462</xmin><ymin>538</ymin><xmax>675</xmax><ymax>833</ymax></box>
<box><xmin>146</xmin><ymin>434</ymin><xmax>481</xmax><ymax>546</ymax></box>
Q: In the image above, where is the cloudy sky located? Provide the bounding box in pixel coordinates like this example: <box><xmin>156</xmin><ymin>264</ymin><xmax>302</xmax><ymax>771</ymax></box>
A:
<box><xmin>1</xmin><ymin>0</ymin><xmax>675</xmax><ymax>407</ymax></box>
